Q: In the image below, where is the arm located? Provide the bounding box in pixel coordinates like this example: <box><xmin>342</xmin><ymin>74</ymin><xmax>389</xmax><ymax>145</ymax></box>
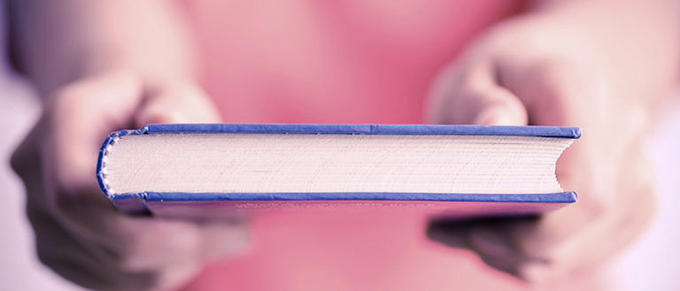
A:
<box><xmin>428</xmin><ymin>0</ymin><xmax>679</xmax><ymax>283</ymax></box>
<box><xmin>9</xmin><ymin>1</ymin><xmax>246</xmax><ymax>290</ymax></box>
<box><xmin>530</xmin><ymin>0</ymin><xmax>680</xmax><ymax>107</ymax></box>
<box><xmin>9</xmin><ymin>0</ymin><xmax>196</xmax><ymax>94</ymax></box>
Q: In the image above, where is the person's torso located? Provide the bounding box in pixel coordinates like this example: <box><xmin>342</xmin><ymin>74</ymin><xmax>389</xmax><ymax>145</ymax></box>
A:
<box><xmin>186</xmin><ymin>0</ymin><xmax>522</xmax><ymax>124</ymax></box>
<box><xmin>174</xmin><ymin>1</ymin><xmax>602</xmax><ymax>290</ymax></box>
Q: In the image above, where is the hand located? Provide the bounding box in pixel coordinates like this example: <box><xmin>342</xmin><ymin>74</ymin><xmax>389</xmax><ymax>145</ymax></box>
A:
<box><xmin>11</xmin><ymin>71</ymin><xmax>248</xmax><ymax>291</ymax></box>
<box><xmin>426</xmin><ymin>11</ymin><xmax>670</xmax><ymax>283</ymax></box>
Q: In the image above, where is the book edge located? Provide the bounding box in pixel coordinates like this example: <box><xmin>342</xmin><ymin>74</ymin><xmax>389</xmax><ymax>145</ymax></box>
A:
<box><xmin>111</xmin><ymin>192</ymin><xmax>577</xmax><ymax>203</ymax></box>
<box><xmin>143</xmin><ymin>124</ymin><xmax>582</xmax><ymax>138</ymax></box>
<box><xmin>110</xmin><ymin>192</ymin><xmax>576</xmax><ymax>214</ymax></box>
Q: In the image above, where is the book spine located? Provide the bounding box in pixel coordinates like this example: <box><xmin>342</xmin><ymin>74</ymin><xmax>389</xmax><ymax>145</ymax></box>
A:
<box><xmin>96</xmin><ymin>128</ymin><xmax>148</xmax><ymax>199</ymax></box>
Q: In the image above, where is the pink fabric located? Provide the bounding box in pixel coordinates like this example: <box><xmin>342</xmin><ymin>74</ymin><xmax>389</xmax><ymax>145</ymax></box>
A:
<box><xmin>172</xmin><ymin>1</ymin><xmax>599</xmax><ymax>290</ymax></box>
<box><xmin>187</xmin><ymin>0</ymin><xmax>523</xmax><ymax>124</ymax></box>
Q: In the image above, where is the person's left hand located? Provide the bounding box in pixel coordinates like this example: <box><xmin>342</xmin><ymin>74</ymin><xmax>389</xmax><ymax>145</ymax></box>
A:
<box><xmin>426</xmin><ymin>9</ymin><xmax>676</xmax><ymax>283</ymax></box>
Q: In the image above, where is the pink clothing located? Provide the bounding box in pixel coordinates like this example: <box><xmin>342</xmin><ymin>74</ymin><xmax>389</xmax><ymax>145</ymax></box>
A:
<box><xmin>172</xmin><ymin>1</ymin><xmax>601</xmax><ymax>290</ymax></box>
<box><xmin>186</xmin><ymin>0</ymin><xmax>523</xmax><ymax>124</ymax></box>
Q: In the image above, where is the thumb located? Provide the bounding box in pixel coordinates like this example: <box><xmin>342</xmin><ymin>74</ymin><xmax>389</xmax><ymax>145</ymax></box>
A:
<box><xmin>428</xmin><ymin>62</ymin><xmax>528</xmax><ymax>126</ymax></box>
<box><xmin>471</xmin><ymin>87</ymin><xmax>528</xmax><ymax>126</ymax></box>
<box><xmin>135</xmin><ymin>83</ymin><xmax>222</xmax><ymax>126</ymax></box>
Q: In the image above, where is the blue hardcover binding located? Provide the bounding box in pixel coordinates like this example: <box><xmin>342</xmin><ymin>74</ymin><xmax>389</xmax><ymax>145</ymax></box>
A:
<box><xmin>98</xmin><ymin>124</ymin><xmax>580</xmax><ymax>219</ymax></box>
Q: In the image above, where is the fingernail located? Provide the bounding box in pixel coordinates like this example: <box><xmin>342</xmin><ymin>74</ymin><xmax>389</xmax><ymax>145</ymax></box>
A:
<box><xmin>474</xmin><ymin>104</ymin><xmax>526</xmax><ymax>126</ymax></box>
<box><xmin>474</xmin><ymin>108</ymin><xmax>508</xmax><ymax>125</ymax></box>
<box><xmin>139</xmin><ymin>110</ymin><xmax>188</xmax><ymax>126</ymax></box>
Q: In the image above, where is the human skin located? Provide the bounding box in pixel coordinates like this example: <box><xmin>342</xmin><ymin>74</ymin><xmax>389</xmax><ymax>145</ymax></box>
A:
<box><xmin>8</xmin><ymin>0</ymin><xmax>680</xmax><ymax>290</ymax></box>
<box><xmin>428</xmin><ymin>0</ymin><xmax>679</xmax><ymax>283</ymax></box>
<box><xmin>9</xmin><ymin>1</ymin><xmax>248</xmax><ymax>290</ymax></box>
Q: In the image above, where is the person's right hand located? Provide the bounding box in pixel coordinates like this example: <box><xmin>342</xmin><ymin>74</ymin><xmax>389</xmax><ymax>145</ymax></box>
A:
<box><xmin>11</xmin><ymin>71</ymin><xmax>249</xmax><ymax>291</ymax></box>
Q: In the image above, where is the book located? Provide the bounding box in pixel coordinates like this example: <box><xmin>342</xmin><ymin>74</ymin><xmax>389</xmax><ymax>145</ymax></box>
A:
<box><xmin>97</xmin><ymin>124</ymin><xmax>580</xmax><ymax>219</ymax></box>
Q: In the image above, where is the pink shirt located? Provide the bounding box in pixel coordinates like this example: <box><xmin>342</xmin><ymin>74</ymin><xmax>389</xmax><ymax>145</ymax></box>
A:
<box><xmin>174</xmin><ymin>1</ymin><xmax>602</xmax><ymax>290</ymax></box>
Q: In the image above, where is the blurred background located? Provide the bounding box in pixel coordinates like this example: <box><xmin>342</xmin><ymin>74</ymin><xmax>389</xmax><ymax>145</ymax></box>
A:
<box><xmin>1</xmin><ymin>1</ymin><xmax>679</xmax><ymax>290</ymax></box>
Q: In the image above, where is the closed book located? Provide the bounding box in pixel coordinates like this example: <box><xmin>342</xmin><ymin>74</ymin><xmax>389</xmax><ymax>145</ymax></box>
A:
<box><xmin>97</xmin><ymin>124</ymin><xmax>579</xmax><ymax>219</ymax></box>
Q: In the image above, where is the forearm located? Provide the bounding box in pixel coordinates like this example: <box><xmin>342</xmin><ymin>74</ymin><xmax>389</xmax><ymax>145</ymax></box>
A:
<box><xmin>529</xmin><ymin>0</ymin><xmax>680</xmax><ymax>104</ymax></box>
<box><xmin>9</xmin><ymin>0</ymin><xmax>197</xmax><ymax>96</ymax></box>
<box><xmin>533</xmin><ymin>0</ymin><xmax>680</xmax><ymax>37</ymax></box>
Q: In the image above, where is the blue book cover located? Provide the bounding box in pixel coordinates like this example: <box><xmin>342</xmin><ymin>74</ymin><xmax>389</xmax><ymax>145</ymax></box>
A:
<box><xmin>97</xmin><ymin>124</ymin><xmax>580</xmax><ymax>219</ymax></box>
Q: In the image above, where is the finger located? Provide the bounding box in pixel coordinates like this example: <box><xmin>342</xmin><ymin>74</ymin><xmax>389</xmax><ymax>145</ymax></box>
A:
<box><xmin>40</xmin><ymin>71</ymin><xmax>142</xmax><ymax>242</ymax></box>
<box><xmin>465</xmin><ymin>219</ymin><xmax>549</xmax><ymax>280</ymax></box>
<box><xmin>135</xmin><ymin>83</ymin><xmax>222</xmax><ymax>126</ymax></box>
<box><xmin>10</xmin><ymin>120</ymin><xmax>42</xmax><ymax>185</ymax></box>
<box><xmin>195</xmin><ymin>221</ymin><xmax>250</xmax><ymax>262</ymax></box>
<box><xmin>16</xmin><ymin>128</ymin><xmax>209</xmax><ymax>282</ymax></box>
<box><xmin>44</xmin><ymin>175</ymin><xmax>246</xmax><ymax>276</ymax></box>
<box><xmin>28</xmin><ymin>199</ymin><xmax>155</xmax><ymax>290</ymax></box>
<box><xmin>429</xmin><ymin>216</ymin><xmax>545</xmax><ymax>278</ymax></box>
<box><xmin>152</xmin><ymin>262</ymin><xmax>204</xmax><ymax>291</ymax></box>
<box><xmin>428</xmin><ymin>60</ymin><xmax>528</xmax><ymax>126</ymax></box>
<box><xmin>108</xmin><ymin>218</ymin><xmax>249</xmax><ymax>271</ymax></box>
<box><xmin>514</xmin><ymin>146</ymin><xmax>656</xmax><ymax>283</ymax></box>
<box><xmin>470</xmin><ymin>86</ymin><xmax>528</xmax><ymax>126</ymax></box>
<box><xmin>487</xmin><ymin>66</ymin><xmax>604</xmax><ymax>281</ymax></box>
<box><xmin>505</xmin><ymin>63</ymin><xmax>606</xmax><ymax>248</ymax></box>
<box><xmin>30</xmin><ymin>197</ymin><xmax>210</xmax><ymax>291</ymax></box>
<box><xmin>18</xmin><ymin>73</ymin><xmax>239</xmax><ymax>291</ymax></box>
<box><xmin>53</xmin><ymin>188</ymin><xmax>239</xmax><ymax>272</ymax></box>
<box><xmin>426</xmin><ymin>219</ymin><xmax>473</xmax><ymax>249</ymax></box>
<box><xmin>38</xmin><ymin>73</ymin><xmax>237</xmax><ymax>270</ymax></box>
<box><xmin>15</xmin><ymin>137</ymin><xmax>156</xmax><ymax>290</ymax></box>
<box><xmin>11</xmin><ymin>121</ymin><xmax>141</xmax><ymax>288</ymax></box>
<box><xmin>44</xmin><ymin>71</ymin><xmax>143</xmax><ymax>196</ymax></box>
<box><xmin>495</xmin><ymin>64</ymin><xmax>655</xmax><ymax>282</ymax></box>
